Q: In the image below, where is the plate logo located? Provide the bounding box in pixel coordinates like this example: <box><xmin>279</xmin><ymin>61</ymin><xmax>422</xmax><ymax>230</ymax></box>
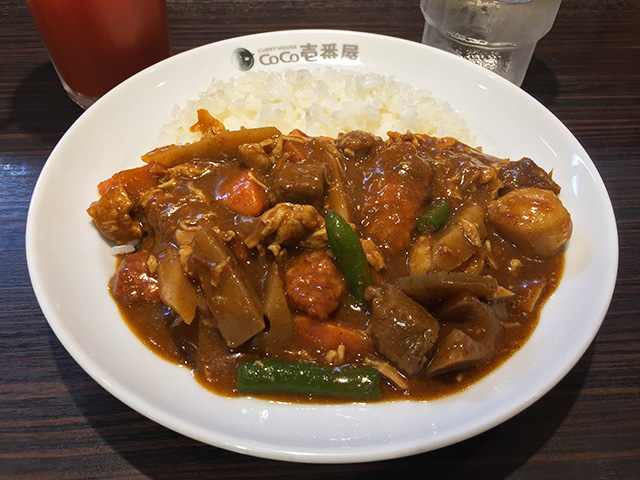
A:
<box><xmin>232</xmin><ymin>48</ymin><xmax>255</xmax><ymax>71</ymax></box>
<box><xmin>232</xmin><ymin>42</ymin><xmax>360</xmax><ymax>71</ymax></box>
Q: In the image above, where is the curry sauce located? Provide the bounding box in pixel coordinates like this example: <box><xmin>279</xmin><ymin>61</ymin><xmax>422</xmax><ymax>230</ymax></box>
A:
<box><xmin>88</xmin><ymin>118</ymin><xmax>571</xmax><ymax>403</ymax></box>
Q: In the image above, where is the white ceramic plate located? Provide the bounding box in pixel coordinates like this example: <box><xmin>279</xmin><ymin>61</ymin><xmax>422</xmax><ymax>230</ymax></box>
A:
<box><xmin>26</xmin><ymin>30</ymin><xmax>618</xmax><ymax>463</ymax></box>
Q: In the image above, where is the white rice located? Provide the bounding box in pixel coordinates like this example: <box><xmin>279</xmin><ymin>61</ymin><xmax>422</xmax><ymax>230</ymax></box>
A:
<box><xmin>109</xmin><ymin>243</ymin><xmax>136</xmax><ymax>256</ymax></box>
<box><xmin>161</xmin><ymin>67</ymin><xmax>473</xmax><ymax>144</ymax></box>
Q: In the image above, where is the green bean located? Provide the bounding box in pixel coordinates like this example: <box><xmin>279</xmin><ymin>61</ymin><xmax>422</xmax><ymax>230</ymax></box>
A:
<box><xmin>325</xmin><ymin>210</ymin><xmax>373</xmax><ymax>305</ymax></box>
<box><xmin>416</xmin><ymin>199</ymin><xmax>451</xmax><ymax>234</ymax></box>
<box><xmin>237</xmin><ymin>360</ymin><xmax>381</xmax><ymax>399</ymax></box>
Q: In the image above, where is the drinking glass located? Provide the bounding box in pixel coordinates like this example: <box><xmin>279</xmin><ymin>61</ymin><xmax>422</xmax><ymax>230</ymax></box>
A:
<box><xmin>421</xmin><ymin>0</ymin><xmax>562</xmax><ymax>86</ymax></box>
<box><xmin>26</xmin><ymin>0</ymin><xmax>171</xmax><ymax>109</ymax></box>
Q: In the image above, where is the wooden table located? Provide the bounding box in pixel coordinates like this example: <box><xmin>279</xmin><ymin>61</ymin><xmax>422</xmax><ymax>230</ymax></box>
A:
<box><xmin>1</xmin><ymin>0</ymin><xmax>638</xmax><ymax>478</ymax></box>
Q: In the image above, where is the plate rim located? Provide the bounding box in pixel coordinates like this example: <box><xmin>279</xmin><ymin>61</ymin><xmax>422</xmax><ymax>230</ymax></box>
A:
<box><xmin>25</xmin><ymin>29</ymin><xmax>619</xmax><ymax>463</ymax></box>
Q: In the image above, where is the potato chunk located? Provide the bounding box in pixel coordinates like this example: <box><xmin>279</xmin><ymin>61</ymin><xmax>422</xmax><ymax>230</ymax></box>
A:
<box><xmin>488</xmin><ymin>188</ymin><xmax>572</xmax><ymax>257</ymax></box>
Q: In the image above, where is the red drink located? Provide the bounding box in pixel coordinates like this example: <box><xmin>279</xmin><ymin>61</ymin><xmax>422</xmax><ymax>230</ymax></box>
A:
<box><xmin>26</xmin><ymin>0</ymin><xmax>171</xmax><ymax>108</ymax></box>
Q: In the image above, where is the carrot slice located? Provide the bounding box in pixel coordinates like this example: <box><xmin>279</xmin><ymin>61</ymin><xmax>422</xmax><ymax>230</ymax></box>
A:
<box><xmin>97</xmin><ymin>164</ymin><xmax>161</xmax><ymax>201</ymax></box>
<box><xmin>294</xmin><ymin>314</ymin><xmax>374</xmax><ymax>356</ymax></box>
<box><xmin>217</xmin><ymin>171</ymin><xmax>268</xmax><ymax>217</ymax></box>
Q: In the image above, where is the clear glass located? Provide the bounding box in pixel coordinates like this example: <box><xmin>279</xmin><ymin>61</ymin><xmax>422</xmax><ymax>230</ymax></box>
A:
<box><xmin>420</xmin><ymin>0</ymin><xmax>562</xmax><ymax>86</ymax></box>
<box><xmin>26</xmin><ymin>0</ymin><xmax>171</xmax><ymax>109</ymax></box>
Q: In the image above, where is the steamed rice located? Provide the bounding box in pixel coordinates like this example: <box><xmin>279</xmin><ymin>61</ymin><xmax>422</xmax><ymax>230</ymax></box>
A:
<box><xmin>162</xmin><ymin>67</ymin><xmax>473</xmax><ymax>144</ymax></box>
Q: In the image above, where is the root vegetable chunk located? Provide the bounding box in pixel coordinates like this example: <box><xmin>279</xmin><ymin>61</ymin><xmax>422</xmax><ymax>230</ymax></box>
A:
<box><xmin>488</xmin><ymin>188</ymin><xmax>572</xmax><ymax>257</ymax></box>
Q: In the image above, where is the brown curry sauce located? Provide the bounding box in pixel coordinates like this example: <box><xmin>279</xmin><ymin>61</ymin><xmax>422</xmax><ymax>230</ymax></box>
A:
<box><xmin>89</xmin><ymin>121</ymin><xmax>570</xmax><ymax>403</ymax></box>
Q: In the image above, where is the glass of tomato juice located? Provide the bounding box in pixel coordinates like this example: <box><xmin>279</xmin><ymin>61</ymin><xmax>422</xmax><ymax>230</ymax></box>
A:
<box><xmin>25</xmin><ymin>0</ymin><xmax>171</xmax><ymax>109</ymax></box>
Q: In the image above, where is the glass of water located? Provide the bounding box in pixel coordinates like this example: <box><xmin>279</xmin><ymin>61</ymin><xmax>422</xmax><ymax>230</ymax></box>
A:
<box><xmin>420</xmin><ymin>0</ymin><xmax>562</xmax><ymax>86</ymax></box>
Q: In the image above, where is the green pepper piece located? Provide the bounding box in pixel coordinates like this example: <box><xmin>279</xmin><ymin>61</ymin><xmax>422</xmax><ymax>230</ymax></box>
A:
<box><xmin>416</xmin><ymin>199</ymin><xmax>451</xmax><ymax>234</ymax></box>
<box><xmin>237</xmin><ymin>360</ymin><xmax>381</xmax><ymax>399</ymax></box>
<box><xmin>325</xmin><ymin>210</ymin><xmax>373</xmax><ymax>305</ymax></box>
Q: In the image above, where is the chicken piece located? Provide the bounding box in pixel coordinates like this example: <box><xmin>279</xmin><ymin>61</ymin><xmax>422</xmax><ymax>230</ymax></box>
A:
<box><xmin>167</xmin><ymin>161</ymin><xmax>214</xmax><ymax>180</ymax></box>
<box><xmin>284</xmin><ymin>250</ymin><xmax>346</xmax><ymax>320</ymax></box>
<box><xmin>110</xmin><ymin>250</ymin><xmax>159</xmax><ymax>303</ymax></box>
<box><xmin>244</xmin><ymin>202</ymin><xmax>324</xmax><ymax>256</ymax></box>
<box><xmin>488</xmin><ymin>187</ymin><xmax>572</xmax><ymax>257</ymax></box>
<box><xmin>361</xmin><ymin>142</ymin><xmax>432</xmax><ymax>255</ymax></box>
<box><xmin>87</xmin><ymin>185</ymin><xmax>143</xmax><ymax>244</ymax></box>
<box><xmin>364</xmin><ymin>355</ymin><xmax>410</xmax><ymax>390</ymax></box>
<box><xmin>365</xmin><ymin>284</ymin><xmax>439</xmax><ymax>376</ymax></box>
<box><xmin>415</xmin><ymin>134</ymin><xmax>504</xmax><ymax>200</ymax></box>
<box><xmin>299</xmin><ymin>226</ymin><xmax>329</xmax><ymax>249</ymax></box>
<box><xmin>189</xmin><ymin>108</ymin><xmax>226</xmax><ymax>137</ymax></box>
<box><xmin>361</xmin><ymin>238</ymin><xmax>386</xmax><ymax>271</ymax></box>
<box><xmin>408</xmin><ymin>235</ymin><xmax>433</xmax><ymax>276</ymax></box>
<box><xmin>238</xmin><ymin>142</ymin><xmax>271</xmax><ymax>172</ymax></box>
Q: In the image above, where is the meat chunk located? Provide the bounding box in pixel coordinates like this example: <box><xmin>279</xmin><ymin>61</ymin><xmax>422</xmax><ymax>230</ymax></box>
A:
<box><xmin>336</xmin><ymin>130</ymin><xmax>384</xmax><ymax>159</ymax></box>
<box><xmin>285</xmin><ymin>250</ymin><xmax>345</xmax><ymax>320</ymax></box>
<box><xmin>283</xmin><ymin>135</ymin><xmax>354</xmax><ymax>222</ymax></box>
<box><xmin>244</xmin><ymin>203</ymin><xmax>324</xmax><ymax>256</ymax></box>
<box><xmin>268</xmin><ymin>161</ymin><xmax>326</xmax><ymax>209</ymax></box>
<box><xmin>365</xmin><ymin>284</ymin><xmax>439</xmax><ymax>375</ymax></box>
<box><xmin>110</xmin><ymin>250</ymin><xmax>159</xmax><ymax>303</ymax></box>
<box><xmin>143</xmin><ymin>187</ymin><xmax>214</xmax><ymax>244</ymax></box>
<box><xmin>498</xmin><ymin>158</ymin><xmax>561</xmax><ymax>195</ymax></box>
<box><xmin>87</xmin><ymin>185</ymin><xmax>143</xmax><ymax>244</ymax></box>
<box><xmin>361</xmin><ymin>142</ymin><xmax>432</xmax><ymax>255</ymax></box>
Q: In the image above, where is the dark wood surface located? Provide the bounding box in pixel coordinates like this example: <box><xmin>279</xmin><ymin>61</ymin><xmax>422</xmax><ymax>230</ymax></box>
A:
<box><xmin>1</xmin><ymin>0</ymin><xmax>639</xmax><ymax>478</ymax></box>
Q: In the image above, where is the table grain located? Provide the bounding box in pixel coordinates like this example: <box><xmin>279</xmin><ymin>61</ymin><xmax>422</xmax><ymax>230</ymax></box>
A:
<box><xmin>1</xmin><ymin>0</ymin><xmax>638</xmax><ymax>478</ymax></box>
